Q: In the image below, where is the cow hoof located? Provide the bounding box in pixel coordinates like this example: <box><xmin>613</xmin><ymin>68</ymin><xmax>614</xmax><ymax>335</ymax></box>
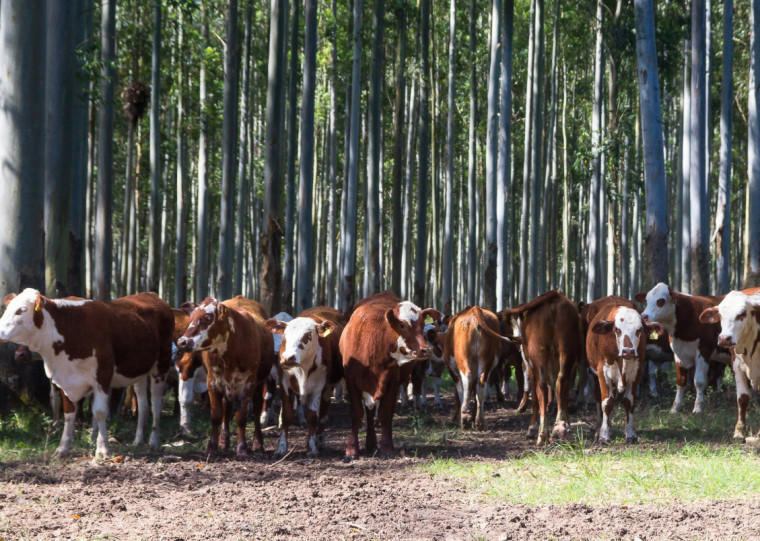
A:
<box><xmin>692</xmin><ymin>405</ymin><xmax>704</xmax><ymax>414</ymax></box>
<box><xmin>343</xmin><ymin>454</ymin><xmax>357</xmax><ymax>463</ymax></box>
<box><xmin>536</xmin><ymin>433</ymin><xmax>548</xmax><ymax>446</ymax></box>
<box><xmin>625</xmin><ymin>436</ymin><xmax>638</xmax><ymax>444</ymax></box>
<box><xmin>551</xmin><ymin>425</ymin><xmax>572</xmax><ymax>441</ymax></box>
<box><xmin>236</xmin><ymin>443</ymin><xmax>250</xmax><ymax>457</ymax></box>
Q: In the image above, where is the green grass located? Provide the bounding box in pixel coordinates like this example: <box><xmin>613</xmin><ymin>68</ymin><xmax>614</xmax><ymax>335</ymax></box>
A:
<box><xmin>421</xmin><ymin>442</ymin><xmax>760</xmax><ymax>505</ymax></box>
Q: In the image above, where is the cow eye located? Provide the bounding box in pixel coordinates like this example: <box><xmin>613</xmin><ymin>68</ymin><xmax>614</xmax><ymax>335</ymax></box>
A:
<box><xmin>614</xmin><ymin>328</ymin><xmax>621</xmax><ymax>336</ymax></box>
<box><xmin>738</xmin><ymin>310</ymin><xmax>747</xmax><ymax>320</ymax></box>
<box><xmin>656</xmin><ymin>299</ymin><xmax>665</xmax><ymax>308</ymax></box>
<box><xmin>15</xmin><ymin>307</ymin><xmax>26</xmax><ymax>315</ymax></box>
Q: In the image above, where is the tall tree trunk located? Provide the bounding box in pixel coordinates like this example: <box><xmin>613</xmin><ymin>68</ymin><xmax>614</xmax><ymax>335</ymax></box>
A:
<box><xmin>467</xmin><ymin>0</ymin><xmax>478</xmax><ymax>306</ymax></box>
<box><xmin>148</xmin><ymin>0</ymin><xmax>162</xmax><ymax>294</ymax></box>
<box><xmin>296</xmin><ymin>0</ymin><xmax>317</xmax><ymax>313</ymax></box>
<box><xmin>174</xmin><ymin>16</ymin><xmax>189</xmax><ymax>306</ymax></box>
<box><xmin>283</xmin><ymin>0</ymin><xmax>299</xmax><ymax>312</ymax></box>
<box><xmin>390</xmin><ymin>3</ymin><xmax>407</xmax><ymax>297</ymax></box>
<box><xmin>519</xmin><ymin>0</ymin><xmax>536</xmax><ymax>302</ymax></box>
<box><xmin>196</xmin><ymin>4</ymin><xmax>210</xmax><ymax>301</ymax></box>
<box><xmin>748</xmin><ymin>0</ymin><xmax>760</xmax><ymax>286</ymax></box>
<box><xmin>94</xmin><ymin>0</ymin><xmax>116</xmax><ymax>301</ymax></box>
<box><xmin>442</xmin><ymin>0</ymin><xmax>456</xmax><ymax>314</ymax></box>
<box><xmin>690</xmin><ymin>0</ymin><xmax>709</xmax><ymax>294</ymax></box>
<box><xmin>681</xmin><ymin>39</ymin><xmax>692</xmax><ymax>291</ymax></box>
<box><xmin>587</xmin><ymin>0</ymin><xmax>603</xmax><ymax>302</ymax></box>
<box><xmin>341</xmin><ymin>0</ymin><xmax>364</xmax><ymax>312</ymax></box>
<box><xmin>261</xmin><ymin>0</ymin><xmax>287</xmax><ymax>314</ymax></box>
<box><xmin>634</xmin><ymin>0</ymin><xmax>670</xmax><ymax>288</ymax></box>
<box><xmin>414</xmin><ymin>0</ymin><xmax>431</xmax><ymax>307</ymax></box>
<box><xmin>561</xmin><ymin>58</ymin><xmax>570</xmax><ymax>295</ymax></box>
<box><xmin>401</xmin><ymin>80</ymin><xmax>418</xmax><ymax>300</ymax></box>
<box><xmin>715</xmin><ymin>0</ymin><xmax>733</xmax><ymax>292</ymax></box>
<box><xmin>327</xmin><ymin>0</ymin><xmax>339</xmax><ymax>308</ymax></box>
<box><xmin>484</xmin><ymin>0</ymin><xmax>501</xmax><ymax>310</ymax></box>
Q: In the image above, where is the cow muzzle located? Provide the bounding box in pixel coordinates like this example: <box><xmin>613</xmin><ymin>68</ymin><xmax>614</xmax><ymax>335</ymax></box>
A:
<box><xmin>717</xmin><ymin>335</ymin><xmax>734</xmax><ymax>348</ymax></box>
<box><xmin>620</xmin><ymin>348</ymin><xmax>636</xmax><ymax>359</ymax></box>
<box><xmin>640</xmin><ymin>313</ymin><xmax>650</xmax><ymax>323</ymax></box>
<box><xmin>280</xmin><ymin>356</ymin><xmax>298</xmax><ymax>369</ymax></box>
<box><xmin>176</xmin><ymin>336</ymin><xmax>195</xmax><ymax>352</ymax></box>
<box><xmin>415</xmin><ymin>346</ymin><xmax>432</xmax><ymax>359</ymax></box>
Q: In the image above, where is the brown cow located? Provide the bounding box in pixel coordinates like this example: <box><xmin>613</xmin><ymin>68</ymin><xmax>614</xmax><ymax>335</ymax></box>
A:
<box><xmin>177</xmin><ymin>296</ymin><xmax>275</xmax><ymax>456</ymax></box>
<box><xmin>265</xmin><ymin>306</ymin><xmax>347</xmax><ymax>456</ymax></box>
<box><xmin>444</xmin><ymin>306</ymin><xmax>517</xmax><ymax>430</ymax></box>
<box><xmin>0</xmin><ymin>289</ymin><xmax>174</xmax><ymax>459</ymax></box>
<box><xmin>585</xmin><ymin>296</ymin><xmax>662</xmax><ymax>444</ymax></box>
<box><xmin>500</xmin><ymin>290</ymin><xmax>583</xmax><ymax>444</ymax></box>
<box><xmin>340</xmin><ymin>291</ymin><xmax>443</xmax><ymax>460</ymax></box>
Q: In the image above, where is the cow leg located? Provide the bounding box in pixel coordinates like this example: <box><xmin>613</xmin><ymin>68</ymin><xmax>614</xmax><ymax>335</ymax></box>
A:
<box><xmin>304</xmin><ymin>391</ymin><xmax>322</xmax><ymax>457</ymax></box>
<box><xmin>450</xmin><ymin>369</ymin><xmax>462</xmax><ymax>423</ymax></box>
<box><xmin>460</xmin><ymin>369</ymin><xmax>473</xmax><ymax>429</ymax></box>
<box><xmin>733</xmin><ymin>356</ymin><xmax>751</xmax><ymax>441</ymax></box>
<box><xmin>344</xmin><ymin>380</ymin><xmax>363</xmax><ymax>461</ymax></box>
<box><xmin>221</xmin><ymin>397</ymin><xmax>232</xmax><ymax>451</ymax></box>
<box><xmin>475</xmin><ymin>375</ymin><xmax>487</xmax><ymax>431</ymax></box>
<box><xmin>516</xmin><ymin>359</ymin><xmax>530</xmax><ymax>413</ymax></box>
<box><xmin>276</xmin><ymin>388</ymin><xmax>294</xmax><ymax>456</ymax></box>
<box><xmin>433</xmin><ymin>376</ymin><xmax>442</xmax><ymax>409</ymax></box>
<box><xmin>377</xmin><ymin>392</ymin><xmax>397</xmax><ymax>458</ymax></box>
<box><xmin>316</xmin><ymin>385</ymin><xmax>332</xmax><ymax>452</ymax></box>
<box><xmin>623</xmin><ymin>383</ymin><xmax>638</xmax><ymax>444</ymax></box>
<box><xmin>234</xmin><ymin>394</ymin><xmax>251</xmax><ymax>456</ymax></box>
<box><xmin>334</xmin><ymin>379</ymin><xmax>345</xmax><ymax>405</ymax></box>
<box><xmin>132</xmin><ymin>376</ymin><xmax>149</xmax><ymax>446</ymax></box>
<box><xmin>91</xmin><ymin>389</ymin><xmax>110</xmax><ymax>460</ymax></box>
<box><xmin>551</xmin><ymin>355</ymin><xmax>573</xmax><ymax>441</ymax></box>
<box><xmin>670</xmin><ymin>360</ymin><xmax>688</xmax><ymax>414</ymax></box>
<box><xmin>296</xmin><ymin>397</ymin><xmax>307</xmax><ymax>427</ymax></box>
<box><xmin>693</xmin><ymin>349</ymin><xmax>710</xmax><ymax>414</ymax></box>
<box><xmin>178</xmin><ymin>373</ymin><xmax>194</xmax><ymax>436</ymax></box>
<box><xmin>648</xmin><ymin>360</ymin><xmax>659</xmax><ymax>398</ymax></box>
<box><xmin>54</xmin><ymin>391</ymin><xmax>78</xmax><ymax>458</ymax></box>
<box><xmin>260</xmin><ymin>382</ymin><xmax>274</xmax><ymax>427</ymax></box>
<box><xmin>365</xmin><ymin>401</ymin><xmax>378</xmax><ymax>456</ymax></box>
<box><xmin>250</xmin><ymin>385</ymin><xmax>265</xmax><ymax>453</ymax></box>
<box><xmin>50</xmin><ymin>384</ymin><xmax>62</xmax><ymax>423</ymax></box>
<box><xmin>148</xmin><ymin>374</ymin><xmax>166</xmax><ymax>450</ymax></box>
<box><xmin>206</xmin><ymin>388</ymin><xmax>223</xmax><ymax>457</ymax></box>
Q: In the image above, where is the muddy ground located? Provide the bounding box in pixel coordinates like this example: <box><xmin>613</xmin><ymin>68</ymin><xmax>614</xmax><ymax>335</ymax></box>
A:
<box><xmin>1</xmin><ymin>395</ymin><xmax>759</xmax><ymax>540</ymax></box>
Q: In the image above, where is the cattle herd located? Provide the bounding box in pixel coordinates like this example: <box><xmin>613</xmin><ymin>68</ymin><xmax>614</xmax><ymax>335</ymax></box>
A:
<box><xmin>0</xmin><ymin>282</ymin><xmax>758</xmax><ymax>462</ymax></box>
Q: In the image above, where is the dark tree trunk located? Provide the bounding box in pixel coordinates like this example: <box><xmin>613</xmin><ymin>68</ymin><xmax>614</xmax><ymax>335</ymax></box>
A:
<box><xmin>414</xmin><ymin>0</ymin><xmax>431</xmax><ymax>307</ymax></box>
<box><xmin>283</xmin><ymin>0</ymin><xmax>299</xmax><ymax>312</ymax></box>
<box><xmin>390</xmin><ymin>4</ymin><xmax>407</xmax><ymax>297</ymax></box>
<box><xmin>148</xmin><ymin>0</ymin><xmax>162</xmax><ymax>294</ymax></box>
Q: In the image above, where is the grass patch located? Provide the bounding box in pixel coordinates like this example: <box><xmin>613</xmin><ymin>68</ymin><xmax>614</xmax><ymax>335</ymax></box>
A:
<box><xmin>421</xmin><ymin>442</ymin><xmax>760</xmax><ymax>505</ymax></box>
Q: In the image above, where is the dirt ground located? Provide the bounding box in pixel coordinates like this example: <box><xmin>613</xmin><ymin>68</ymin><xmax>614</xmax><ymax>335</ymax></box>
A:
<box><xmin>1</xmin><ymin>395</ymin><xmax>759</xmax><ymax>541</ymax></box>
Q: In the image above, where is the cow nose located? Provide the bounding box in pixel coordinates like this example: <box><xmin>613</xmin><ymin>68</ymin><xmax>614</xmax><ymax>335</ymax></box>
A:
<box><xmin>641</xmin><ymin>314</ymin><xmax>650</xmax><ymax>323</ymax></box>
<box><xmin>418</xmin><ymin>345</ymin><xmax>431</xmax><ymax>358</ymax></box>
<box><xmin>621</xmin><ymin>348</ymin><xmax>636</xmax><ymax>359</ymax></box>
<box><xmin>718</xmin><ymin>335</ymin><xmax>734</xmax><ymax>348</ymax></box>
<box><xmin>176</xmin><ymin>337</ymin><xmax>193</xmax><ymax>352</ymax></box>
<box><xmin>281</xmin><ymin>355</ymin><xmax>297</xmax><ymax>367</ymax></box>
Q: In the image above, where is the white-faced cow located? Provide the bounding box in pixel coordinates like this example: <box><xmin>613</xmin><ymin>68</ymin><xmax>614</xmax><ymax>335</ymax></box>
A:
<box><xmin>265</xmin><ymin>306</ymin><xmax>347</xmax><ymax>457</ymax></box>
<box><xmin>176</xmin><ymin>296</ymin><xmax>275</xmax><ymax>456</ymax></box>
<box><xmin>340</xmin><ymin>291</ymin><xmax>443</xmax><ymax>460</ymax></box>
<box><xmin>585</xmin><ymin>296</ymin><xmax>662</xmax><ymax>444</ymax></box>
<box><xmin>0</xmin><ymin>289</ymin><xmax>174</xmax><ymax>459</ymax></box>
<box><xmin>700</xmin><ymin>291</ymin><xmax>760</xmax><ymax>440</ymax></box>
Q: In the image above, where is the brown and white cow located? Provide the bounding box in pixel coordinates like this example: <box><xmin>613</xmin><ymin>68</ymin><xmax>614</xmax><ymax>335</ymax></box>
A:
<box><xmin>500</xmin><ymin>290</ymin><xmax>583</xmax><ymax>445</ymax></box>
<box><xmin>340</xmin><ymin>291</ymin><xmax>443</xmax><ymax>460</ymax></box>
<box><xmin>636</xmin><ymin>283</ymin><xmax>760</xmax><ymax>413</ymax></box>
<box><xmin>177</xmin><ymin>296</ymin><xmax>275</xmax><ymax>456</ymax></box>
<box><xmin>0</xmin><ymin>289</ymin><xmax>174</xmax><ymax>459</ymax></box>
<box><xmin>585</xmin><ymin>296</ymin><xmax>663</xmax><ymax>444</ymax></box>
<box><xmin>699</xmin><ymin>290</ymin><xmax>760</xmax><ymax>440</ymax></box>
<box><xmin>265</xmin><ymin>306</ymin><xmax>347</xmax><ymax>456</ymax></box>
<box><xmin>444</xmin><ymin>306</ymin><xmax>517</xmax><ymax>430</ymax></box>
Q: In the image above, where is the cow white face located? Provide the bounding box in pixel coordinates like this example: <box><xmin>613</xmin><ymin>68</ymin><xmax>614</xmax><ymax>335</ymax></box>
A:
<box><xmin>266</xmin><ymin>316</ymin><xmax>334</xmax><ymax>373</ymax></box>
<box><xmin>637</xmin><ymin>282</ymin><xmax>676</xmax><ymax>331</ymax></box>
<box><xmin>386</xmin><ymin>301</ymin><xmax>443</xmax><ymax>366</ymax></box>
<box><xmin>701</xmin><ymin>291</ymin><xmax>760</xmax><ymax>350</ymax></box>
<box><xmin>592</xmin><ymin>306</ymin><xmax>663</xmax><ymax>360</ymax></box>
<box><xmin>0</xmin><ymin>288</ymin><xmax>46</xmax><ymax>346</ymax></box>
<box><xmin>177</xmin><ymin>297</ymin><xmax>225</xmax><ymax>352</ymax></box>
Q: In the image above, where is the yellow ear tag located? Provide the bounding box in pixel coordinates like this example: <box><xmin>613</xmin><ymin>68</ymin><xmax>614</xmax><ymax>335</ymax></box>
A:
<box><xmin>649</xmin><ymin>331</ymin><xmax>659</xmax><ymax>340</ymax></box>
<box><xmin>424</xmin><ymin>316</ymin><xmax>434</xmax><ymax>325</ymax></box>
<box><xmin>34</xmin><ymin>303</ymin><xmax>41</xmax><ymax>312</ymax></box>
<box><xmin>322</xmin><ymin>327</ymin><xmax>332</xmax><ymax>337</ymax></box>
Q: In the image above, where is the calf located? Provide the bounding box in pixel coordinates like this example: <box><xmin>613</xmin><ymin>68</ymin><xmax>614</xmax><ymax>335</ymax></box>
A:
<box><xmin>177</xmin><ymin>296</ymin><xmax>275</xmax><ymax>456</ymax></box>
<box><xmin>265</xmin><ymin>306</ymin><xmax>346</xmax><ymax>456</ymax></box>
<box><xmin>340</xmin><ymin>291</ymin><xmax>442</xmax><ymax>460</ymax></box>
<box><xmin>500</xmin><ymin>290</ymin><xmax>583</xmax><ymax>444</ymax></box>
<box><xmin>171</xmin><ymin>303</ymin><xmax>208</xmax><ymax>435</ymax></box>
<box><xmin>0</xmin><ymin>289</ymin><xmax>174</xmax><ymax>459</ymax></box>
<box><xmin>586</xmin><ymin>297</ymin><xmax>662</xmax><ymax>444</ymax></box>
<box><xmin>260</xmin><ymin>311</ymin><xmax>293</xmax><ymax>427</ymax></box>
<box><xmin>444</xmin><ymin>306</ymin><xmax>517</xmax><ymax>430</ymax></box>
<box><xmin>636</xmin><ymin>283</ymin><xmax>760</xmax><ymax>413</ymax></box>
<box><xmin>700</xmin><ymin>291</ymin><xmax>760</xmax><ymax>440</ymax></box>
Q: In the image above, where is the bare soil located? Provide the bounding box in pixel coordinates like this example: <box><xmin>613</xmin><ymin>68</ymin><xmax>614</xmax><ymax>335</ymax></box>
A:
<box><xmin>1</xmin><ymin>395</ymin><xmax>758</xmax><ymax>540</ymax></box>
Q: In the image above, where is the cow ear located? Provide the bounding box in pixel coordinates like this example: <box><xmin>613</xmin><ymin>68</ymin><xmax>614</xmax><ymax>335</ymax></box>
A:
<box><xmin>591</xmin><ymin>320</ymin><xmax>615</xmax><ymax>334</ymax></box>
<box><xmin>218</xmin><ymin>303</ymin><xmax>226</xmax><ymax>318</ymax></box>
<box><xmin>699</xmin><ymin>308</ymin><xmax>721</xmax><ymax>325</ymax></box>
<box><xmin>385</xmin><ymin>307</ymin><xmax>404</xmax><ymax>334</ymax></box>
<box><xmin>317</xmin><ymin>321</ymin><xmax>335</xmax><ymax>338</ymax></box>
<box><xmin>34</xmin><ymin>294</ymin><xmax>47</xmax><ymax>312</ymax></box>
<box><xmin>634</xmin><ymin>292</ymin><xmax>647</xmax><ymax>304</ymax></box>
<box><xmin>645</xmin><ymin>321</ymin><xmax>664</xmax><ymax>336</ymax></box>
<box><xmin>669</xmin><ymin>288</ymin><xmax>677</xmax><ymax>302</ymax></box>
<box><xmin>420</xmin><ymin>308</ymin><xmax>444</xmax><ymax>327</ymax></box>
<box><xmin>265</xmin><ymin>318</ymin><xmax>287</xmax><ymax>335</ymax></box>
<box><xmin>3</xmin><ymin>293</ymin><xmax>16</xmax><ymax>306</ymax></box>
<box><xmin>180</xmin><ymin>301</ymin><xmax>197</xmax><ymax>316</ymax></box>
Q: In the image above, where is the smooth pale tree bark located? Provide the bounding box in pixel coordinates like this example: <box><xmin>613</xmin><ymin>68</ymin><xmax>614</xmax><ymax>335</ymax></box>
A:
<box><xmin>519</xmin><ymin>0</ymin><xmax>535</xmax><ymax>302</ymax></box>
<box><xmin>94</xmin><ymin>0</ymin><xmax>116</xmax><ymax>301</ymax></box>
<box><xmin>366</xmin><ymin>0</ymin><xmax>384</xmax><ymax>296</ymax></box>
<box><xmin>401</xmin><ymin>80</ymin><xmax>418</xmax><ymax>300</ymax></box>
<box><xmin>390</xmin><ymin>3</ymin><xmax>406</xmax><ymax>297</ymax></box>
<box><xmin>748</xmin><ymin>0</ymin><xmax>760</xmax><ymax>286</ymax></box>
<box><xmin>561</xmin><ymin>58</ymin><xmax>570</xmax><ymax>295</ymax></box>
<box><xmin>690</xmin><ymin>0</ymin><xmax>709</xmax><ymax>295</ymax></box>
<box><xmin>296</xmin><ymin>0</ymin><xmax>317</xmax><ymax>314</ymax></box>
<box><xmin>0</xmin><ymin>0</ymin><xmax>48</xmax><ymax>408</ymax></box>
<box><xmin>442</xmin><ymin>0</ymin><xmax>456</xmax><ymax>314</ymax></box>
<box><xmin>148</xmin><ymin>0</ymin><xmax>161</xmax><ymax>294</ymax></box>
<box><xmin>484</xmin><ymin>0</ymin><xmax>501</xmax><ymax>310</ymax></box>
<box><xmin>414</xmin><ymin>0</ymin><xmax>431</xmax><ymax>308</ymax></box>
<box><xmin>283</xmin><ymin>0</ymin><xmax>299</xmax><ymax>312</ymax></box>
<box><xmin>196</xmin><ymin>4</ymin><xmax>210</xmax><ymax>301</ymax></box>
<box><xmin>234</xmin><ymin>2</ymin><xmax>253</xmax><ymax>296</ymax></box>
<box><xmin>175</xmin><ymin>15</ymin><xmax>190</xmax><ymax>306</ymax></box>
<box><xmin>467</xmin><ymin>0</ymin><xmax>478</xmax><ymax>306</ymax></box>
<box><xmin>681</xmin><ymin>40</ymin><xmax>692</xmax><ymax>291</ymax></box>
<box><xmin>528</xmin><ymin>0</ymin><xmax>545</xmax><ymax>299</ymax></box>
<box><xmin>587</xmin><ymin>0</ymin><xmax>603</xmax><ymax>303</ymax></box>
<box><xmin>327</xmin><ymin>0</ymin><xmax>338</xmax><ymax>308</ymax></box>
<box><xmin>340</xmin><ymin>0</ymin><xmax>363</xmax><ymax>312</ymax></box>
<box><xmin>496</xmin><ymin>0</ymin><xmax>514</xmax><ymax>311</ymax></box>
<box><xmin>45</xmin><ymin>1</ymin><xmax>76</xmax><ymax>297</ymax></box>
<box><xmin>634</xmin><ymin>0</ymin><xmax>670</xmax><ymax>288</ymax></box>
<box><xmin>261</xmin><ymin>0</ymin><xmax>287</xmax><ymax>314</ymax></box>
<box><xmin>715</xmin><ymin>0</ymin><xmax>733</xmax><ymax>292</ymax></box>
<box><xmin>217</xmin><ymin>0</ymin><xmax>239</xmax><ymax>301</ymax></box>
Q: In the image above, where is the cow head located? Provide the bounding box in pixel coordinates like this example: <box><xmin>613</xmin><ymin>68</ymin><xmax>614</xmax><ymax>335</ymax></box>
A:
<box><xmin>265</xmin><ymin>316</ymin><xmax>335</xmax><ymax>373</ymax></box>
<box><xmin>636</xmin><ymin>282</ymin><xmax>676</xmax><ymax>331</ymax></box>
<box><xmin>176</xmin><ymin>297</ymin><xmax>228</xmax><ymax>353</ymax></box>
<box><xmin>591</xmin><ymin>306</ymin><xmax>663</xmax><ymax>360</ymax></box>
<box><xmin>700</xmin><ymin>291</ymin><xmax>760</xmax><ymax>350</ymax></box>
<box><xmin>0</xmin><ymin>288</ymin><xmax>48</xmax><ymax>347</ymax></box>
<box><xmin>385</xmin><ymin>301</ymin><xmax>443</xmax><ymax>365</ymax></box>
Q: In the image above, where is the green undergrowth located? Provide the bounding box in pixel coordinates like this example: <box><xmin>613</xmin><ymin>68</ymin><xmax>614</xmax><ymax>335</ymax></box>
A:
<box><xmin>421</xmin><ymin>442</ymin><xmax>760</xmax><ymax>505</ymax></box>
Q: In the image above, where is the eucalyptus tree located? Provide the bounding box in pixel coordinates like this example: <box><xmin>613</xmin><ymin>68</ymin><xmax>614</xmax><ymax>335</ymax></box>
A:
<box><xmin>390</xmin><ymin>2</ymin><xmax>407</xmax><ymax>297</ymax></box>
<box><xmin>484</xmin><ymin>0</ymin><xmax>501</xmax><ymax>310</ymax></box>
<box><xmin>748</xmin><ymin>0</ymin><xmax>760</xmax><ymax>286</ymax></box>
<box><xmin>327</xmin><ymin>0</ymin><xmax>339</xmax><ymax>308</ymax></box>
<box><xmin>442</xmin><ymin>0</ymin><xmax>456</xmax><ymax>314</ymax></box>
<box><xmin>195</xmin><ymin>2</ymin><xmax>210</xmax><ymax>301</ymax></box>
<box><xmin>587</xmin><ymin>0</ymin><xmax>603</xmax><ymax>303</ymax></box>
<box><xmin>467</xmin><ymin>0</ymin><xmax>478</xmax><ymax>306</ymax></box>
<box><xmin>148</xmin><ymin>0</ymin><xmax>162</xmax><ymax>294</ymax></box>
<box><xmin>283</xmin><ymin>0</ymin><xmax>300</xmax><ymax>312</ymax></box>
<box><xmin>715</xmin><ymin>0</ymin><xmax>733</xmax><ymax>293</ymax></box>
<box><xmin>414</xmin><ymin>0</ymin><xmax>431</xmax><ymax>308</ymax></box>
